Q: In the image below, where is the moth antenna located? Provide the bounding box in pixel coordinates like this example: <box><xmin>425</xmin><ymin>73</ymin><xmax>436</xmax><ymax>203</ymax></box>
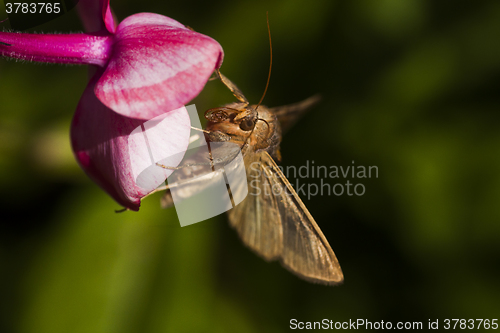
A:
<box><xmin>237</xmin><ymin>13</ymin><xmax>272</xmax><ymax>152</ymax></box>
<box><xmin>255</xmin><ymin>12</ymin><xmax>272</xmax><ymax>112</ymax></box>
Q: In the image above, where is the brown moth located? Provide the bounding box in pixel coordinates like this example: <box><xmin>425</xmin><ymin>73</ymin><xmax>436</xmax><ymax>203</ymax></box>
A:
<box><xmin>159</xmin><ymin>69</ymin><xmax>343</xmax><ymax>285</ymax></box>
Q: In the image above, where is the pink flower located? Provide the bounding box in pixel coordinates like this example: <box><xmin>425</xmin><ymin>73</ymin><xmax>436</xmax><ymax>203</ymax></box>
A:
<box><xmin>0</xmin><ymin>0</ymin><xmax>223</xmax><ymax>210</ymax></box>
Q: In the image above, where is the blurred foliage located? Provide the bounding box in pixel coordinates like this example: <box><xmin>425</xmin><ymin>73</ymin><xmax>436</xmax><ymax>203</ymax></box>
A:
<box><xmin>1</xmin><ymin>0</ymin><xmax>500</xmax><ymax>332</ymax></box>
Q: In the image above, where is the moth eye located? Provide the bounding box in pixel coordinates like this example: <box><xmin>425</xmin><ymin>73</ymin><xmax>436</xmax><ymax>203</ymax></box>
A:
<box><xmin>239</xmin><ymin>118</ymin><xmax>255</xmax><ymax>131</ymax></box>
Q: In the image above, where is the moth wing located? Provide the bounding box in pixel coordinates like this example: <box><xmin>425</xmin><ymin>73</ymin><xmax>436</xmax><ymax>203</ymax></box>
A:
<box><xmin>228</xmin><ymin>151</ymin><xmax>343</xmax><ymax>285</ymax></box>
<box><xmin>271</xmin><ymin>94</ymin><xmax>321</xmax><ymax>134</ymax></box>
<box><xmin>227</xmin><ymin>151</ymin><xmax>283</xmax><ymax>260</ymax></box>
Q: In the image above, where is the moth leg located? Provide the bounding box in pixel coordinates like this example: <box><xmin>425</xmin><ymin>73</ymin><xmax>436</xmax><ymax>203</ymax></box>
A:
<box><xmin>156</xmin><ymin>163</ymin><xmax>180</xmax><ymax>170</ymax></box>
<box><xmin>137</xmin><ymin>184</ymin><xmax>170</xmax><ymax>202</ymax></box>
<box><xmin>156</xmin><ymin>145</ymin><xmax>237</xmax><ymax>171</ymax></box>
<box><xmin>215</xmin><ymin>69</ymin><xmax>249</xmax><ymax>105</ymax></box>
<box><xmin>155</xmin><ymin>151</ymin><xmax>217</xmax><ymax>170</ymax></box>
<box><xmin>138</xmin><ymin>183</ymin><xmax>173</xmax><ymax>209</ymax></box>
<box><xmin>208</xmin><ymin>71</ymin><xmax>219</xmax><ymax>81</ymax></box>
<box><xmin>155</xmin><ymin>184</ymin><xmax>169</xmax><ymax>191</ymax></box>
<box><xmin>190</xmin><ymin>125</ymin><xmax>231</xmax><ymax>142</ymax></box>
<box><xmin>155</xmin><ymin>161</ymin><xmax>213</xmax><ymax>170</ymax></box>
<box><xmin>191</xmin><ymin>126</ymin><xmax>210</xmax><ymax>134</ymax></box>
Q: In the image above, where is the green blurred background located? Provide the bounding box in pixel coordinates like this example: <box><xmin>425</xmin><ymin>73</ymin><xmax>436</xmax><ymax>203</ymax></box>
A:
<box><xmin>1</xmin><ymin>0</ymin><xmax>500</xmax><ymax>332</ymax></box>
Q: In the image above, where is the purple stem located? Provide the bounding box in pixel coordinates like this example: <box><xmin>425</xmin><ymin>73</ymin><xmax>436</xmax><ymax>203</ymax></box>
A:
<box><xmin>0</xmin><ymin>31</ymin><xmax>112</xmax><ymax>66</ymax></box>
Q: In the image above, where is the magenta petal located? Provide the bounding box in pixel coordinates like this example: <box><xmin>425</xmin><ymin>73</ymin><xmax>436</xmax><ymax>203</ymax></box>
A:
<box><xmin>77</xmin><ymin>0</ymin><xmax>116</xmax><ymax>33</ymax></box>
<box><xmin>77</xmin><ymin>0</ymin><xmax>105</xmax><ymax>33</ymax></box>
<box><xmin>102</xmin><ymin>0</ymin><xmax>117</xmax><ymax>33</ymax></box>
<box><xmin>71</xmin><ymin>70</ymin><xmax>191</xmax><ymax>210</ymax></box>
<box><xmin>95</xmin><ymin>13</ymin><xmax>224</xmax><ymax>119</ymax></box>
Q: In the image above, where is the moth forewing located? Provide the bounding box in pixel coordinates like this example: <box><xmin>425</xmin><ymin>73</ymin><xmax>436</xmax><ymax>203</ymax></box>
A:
<box><xmin>227</xmin><ymin>152</ymin><xmax>284</xmax><ymax>261</ymax></box>
<box><xmin>263</xmin><ymin>155</ymin><xmax>344</xmax><ymax>285</ymax></box>
<box><xmin>228</xmin><ymin>151</ymin><xmax>343</xmax><ymax>285</ymax></box>
<box><xmin>271</xmin><ymin>94</ymin><xmax>322</xmax><ymax>134</ymax></box>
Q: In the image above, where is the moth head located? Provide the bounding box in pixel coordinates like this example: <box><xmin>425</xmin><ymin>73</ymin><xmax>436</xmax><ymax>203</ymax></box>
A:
<box><xmin>204</xmin><ymin>103</ymin><xmax>259</xmax><ymax>134</ymax></box>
